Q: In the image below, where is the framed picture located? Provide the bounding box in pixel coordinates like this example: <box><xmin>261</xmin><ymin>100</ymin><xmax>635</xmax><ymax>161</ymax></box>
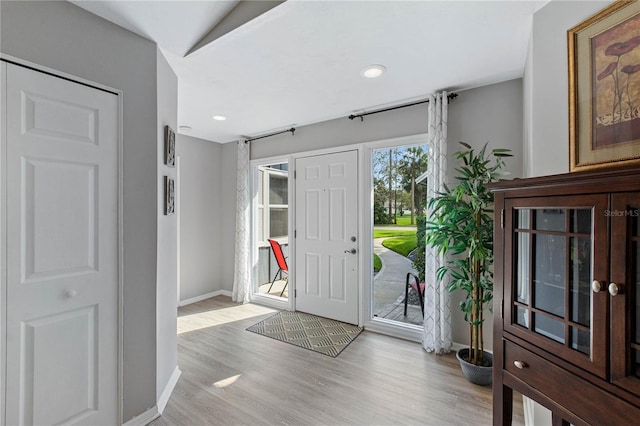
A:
<box><xmin>164</xmin><ymin>176</ymin><xmax>175</xmax><ymax>215</ymax></box>
<box><xmin>569</xmin><ymin>0</ymin><xmax>640</xmax><ymax>171</ymax></box>
<box><xmin>164</xmin><ymin>125</ymin><xmax>175</xmax><ymax>167</ymax></box>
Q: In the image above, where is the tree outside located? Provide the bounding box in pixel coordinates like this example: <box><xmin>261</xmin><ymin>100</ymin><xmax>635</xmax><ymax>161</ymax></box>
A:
<box><xmin>373</xmin><ymin>145</ymin><xmax>428</xmax><ymax>225</ymax></box>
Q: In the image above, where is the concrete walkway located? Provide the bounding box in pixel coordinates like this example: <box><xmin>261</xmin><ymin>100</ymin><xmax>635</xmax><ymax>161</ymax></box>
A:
<box><xmin>373</xmin><ymin>237</ymin><xmax>422</xmax><ymax>325</ymax></box>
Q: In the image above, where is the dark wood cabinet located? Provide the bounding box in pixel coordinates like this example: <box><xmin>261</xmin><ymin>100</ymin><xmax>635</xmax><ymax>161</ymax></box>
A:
<box><xmin>489</xmin><ymin>168</ymin><xmax>640</xmax><ymax>425</ymax></box>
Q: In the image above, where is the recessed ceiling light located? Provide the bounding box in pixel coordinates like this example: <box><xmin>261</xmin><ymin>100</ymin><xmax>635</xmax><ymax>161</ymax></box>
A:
<box><xmin>361</xmin><ymin>64</ymin><xmax>386</xmax><ymax>79</ymax></box>
<box><xmin>178</xmin><ymin>125</ymin><xmax>192</xmax><ymax>132</ymax></box>
<box><xmin>212</xmin><ymin>115</ymin><xmax>227</xmax><ymax>121</ymax></box>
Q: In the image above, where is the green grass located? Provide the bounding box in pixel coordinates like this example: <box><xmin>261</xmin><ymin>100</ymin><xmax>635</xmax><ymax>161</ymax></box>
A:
<box><xmin>393</xmin><ymin>214</ymin><xmax>417</xmax><ymax>226</ymax></box>
<box><xmin>376</xmin><ymin>214</ymin><xmax>418</xmax><ymax>227</ymax></box>
<box><xmin>372</xmin><ymin>228</ymin><xmax>417</xmax><ymax>268</ymax></box>
<box><xmin>373</xmin><ymin>229</ymin><xmax>416</xmax><ymax>239</ymax></box>
<box><xmin>373</xmin><ymin>253</ymin><xmax>382</xmax><ymax>272</ymax></box>
<box><xmin>381</xmin><ymin>235</ymin><xmax>417</xmax><ymax>257</ymax></box>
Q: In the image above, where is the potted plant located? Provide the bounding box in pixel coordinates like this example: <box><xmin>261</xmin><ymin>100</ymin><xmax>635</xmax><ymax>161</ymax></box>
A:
<box><xmin>425</xmin><ymin>142</ymin><xmax>511</xmax><ymax>385</ymax></box>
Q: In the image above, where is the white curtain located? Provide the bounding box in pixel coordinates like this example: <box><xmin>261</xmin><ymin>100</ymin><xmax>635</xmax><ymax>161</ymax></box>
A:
<box><xmin>232</xmin><ymin>139</ymin><xmax>251</xmax><ymax>304</ymax></box>
<box><xmin>423</xmin><ymin>91</ymin><xmax>452</xmax><ymax>353</ymax></box>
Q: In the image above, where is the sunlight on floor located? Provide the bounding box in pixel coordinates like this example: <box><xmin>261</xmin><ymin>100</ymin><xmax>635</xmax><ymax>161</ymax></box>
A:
<box><xmin>213</xmin><ymin>374</ymin><xmax>242</xmax><ymax>388</ymax></box>
<box><xmin>177</xmin><ymin>303</ymin><xmax>277</xmax><ymax>334</ymax></box>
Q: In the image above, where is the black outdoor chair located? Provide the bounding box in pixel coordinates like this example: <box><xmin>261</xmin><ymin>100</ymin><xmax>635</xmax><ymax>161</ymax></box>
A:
<box><xmin>404</xmin><ymin>272</ymin><xmax>425</xmax><ymax>317</ymax></box>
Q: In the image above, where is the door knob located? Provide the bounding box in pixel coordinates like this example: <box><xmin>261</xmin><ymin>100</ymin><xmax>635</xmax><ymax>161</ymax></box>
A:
<box><xmin>609</xmin><ymin>282</ymin><xmax>621</xmax><ymax>296</ymax></box>
<box><xmin>344</xmin><ymin>248</ymin><xmax>356</xmax><ymax>254</ymax></box>
<box><xmin>65</xmin><ymin>289</ymin><xmax>77</xmax><ymax>298</ymax></box>
<box><xmin>592</xmin><ymin>280</ymin><xmax>602</xmax><ymax>293</ymax></box>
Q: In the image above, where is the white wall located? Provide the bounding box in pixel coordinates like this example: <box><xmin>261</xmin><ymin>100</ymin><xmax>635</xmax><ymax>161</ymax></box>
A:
<box><xmin>156</xmin><ymin>48</ymin><xmax>178</xmax><ymax>404</ymax></box>
<box><xmin>1</xmin><ymin>1</ymin><xmax>160</xmax><ymax>421</ymax></box>
<box><xmin>250</xmin><ymin>78</ymin><xmax>524</xmax><ymax>351</ymax></box>
<box><xmin>527</xmin><ymin>0</ymin><xmax>610</xmax><ymax>177</ymax></box>
<box><xmin>176</xmin><ymin>134</ymin><xmax>224</xmax><ymax>300</ymax></box>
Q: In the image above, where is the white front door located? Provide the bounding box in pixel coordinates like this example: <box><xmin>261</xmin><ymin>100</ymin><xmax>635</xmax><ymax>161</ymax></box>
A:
<box><xmin>295</xmin><ymin>150</ymin><xmax>358</xmax><ymax>324</ymax></box>
<box><xmin>3</xmin><ymin>63</ymin><xmax>119</xmax><ymax>425</ymax></box>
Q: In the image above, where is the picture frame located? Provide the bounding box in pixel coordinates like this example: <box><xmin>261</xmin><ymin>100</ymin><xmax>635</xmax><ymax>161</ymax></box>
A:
<box><xmin>568</xmin><ymin>0</ymin><xmax>640</xmax><ymax>172</ymax></box>
<box><xmin>164</xmin><ymin>176</ymin><xmax>175</xmax><ymax>215</ymax></box>
<box><xmin>164</xmin><ymin>125</ymin><xmax>175</xmax><ymax>167</ymax></box>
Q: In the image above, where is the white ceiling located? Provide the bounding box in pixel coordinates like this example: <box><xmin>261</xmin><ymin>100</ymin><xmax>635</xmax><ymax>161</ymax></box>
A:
<box><xmin>72</xmin><ymin>0</ymin><xmax>550</xmax><ymax>143</ymax></box>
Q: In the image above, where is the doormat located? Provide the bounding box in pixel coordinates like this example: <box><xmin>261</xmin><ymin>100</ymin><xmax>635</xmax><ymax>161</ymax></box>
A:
<box><xmin>246</xmin><ymin>311</ymin><xmax>363</xmax><ymax>358</ymax></box>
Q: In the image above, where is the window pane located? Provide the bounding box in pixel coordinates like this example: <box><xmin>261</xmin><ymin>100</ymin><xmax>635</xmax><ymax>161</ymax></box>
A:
<box><xmin>516</xmin><ymin>232</ymin><xmax>530</xmax><ymax>305</ymax></box>
<box><xmin>534</xmin><ymin>209</ymin><xmax>565</xmax><ymax>232</ymax></box>
<box><xmin>570</xmin><ymin>209</ymin><xmax>591</xmax><ymax>234</ymax></box>
<box><xmin>570</xmin><ymin>327</ymin><xmax>590</xmax><ymax>355</ymax></box>
<box><xmin>533</xmin><ymin>234</ymin><xmax>566</xmax><ymax>317</ymax></box>
<box><xmin>515</xmin><ymin>306</ymin><xmax>529</xmax><ymax>328</ymax></box>
<box><xmin>269</xmin><ymin>175</ymin><xmax>288</xmax><ymax>205</ymax></box>
<box><xmin>270</xmin><ymin>208</ymin><xmax>288</xmax><ymax>238</ymax></box>
<box><xmin>570</xmin><ymin>237</ymin><xmax>591</xmax><ymax>327</ymax></box>
<box><xmin>517</xmin><ymin>209</ymin><xmax>530</xmax><ymax>229</ymax></box>
<box><xmin>534</xmin><ymin>313</ymin><xmax>565</xmax><ymax>344</ymax></box>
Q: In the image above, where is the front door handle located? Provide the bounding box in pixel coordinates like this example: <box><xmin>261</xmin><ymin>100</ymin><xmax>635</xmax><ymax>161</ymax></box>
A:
<box><xmin>344</xmin><ymin>248</ymin><xmax>357</xmax><ymax>254</ymax></box>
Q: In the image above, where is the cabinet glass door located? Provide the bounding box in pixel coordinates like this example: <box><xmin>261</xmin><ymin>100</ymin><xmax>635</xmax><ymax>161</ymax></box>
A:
<box><xmin>610</xmin><ymin>194</ymin><xmax>640</xmax><ymax>394</ymax></box>
<box><xmin>505</xmin><ymin>195</ymin><xmax>608</xmax><ymax>377</ymax></box>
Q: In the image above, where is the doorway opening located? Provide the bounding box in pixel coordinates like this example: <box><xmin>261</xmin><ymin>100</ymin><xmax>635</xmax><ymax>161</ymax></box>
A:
<box><xmin>254</xmin><ymin>162</ymin><xmax>289</xmax><ymax>299</ymax></box>
<box><xmin>371</xmin><ymin>144</ymin><xmax>428</xmax><ymax>326</ymax></box>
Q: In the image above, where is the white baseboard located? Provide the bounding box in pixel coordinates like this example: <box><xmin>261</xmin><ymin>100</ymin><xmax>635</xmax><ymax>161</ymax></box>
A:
<box><xmin>158</xmin><ymin>366</ymin><xmax>181</xmax><ymax>415</ymax></box>
<box><xmin>451</xmin><ymin>342</ymin><xmax>466</xmax><ymax>352</ymax></box>
<box><xmin>122</xmin><ymin>406</ymin><xmax>159</xmax><ymax>426</ymax></box>
<box><xmin>178</xmin><ymin>289</ymin><xmax>232</xmax><ymax>307</ymax></box>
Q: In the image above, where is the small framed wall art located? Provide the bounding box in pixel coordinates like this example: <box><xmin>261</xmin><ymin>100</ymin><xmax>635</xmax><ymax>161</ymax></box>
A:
<box><xmin>568</xmin><ymin>0</ymin><xmax>640</xmax><ymax>171</ymax></box>
<box><xmin>164</xmin><ymin>176</ymin><xmax>175</xmax><ymax>215</ymax></box>
<box><xmin>164</xmin><ymin>125</ymin><xmax>175</xmax><ymax>167</ymax></box>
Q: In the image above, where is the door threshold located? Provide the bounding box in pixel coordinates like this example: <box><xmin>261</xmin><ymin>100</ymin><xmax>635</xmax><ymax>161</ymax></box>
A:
<box><xmin>364</xmin><ymin>317</ymin><xmax>423</xmax><ymax>342</ymax></box>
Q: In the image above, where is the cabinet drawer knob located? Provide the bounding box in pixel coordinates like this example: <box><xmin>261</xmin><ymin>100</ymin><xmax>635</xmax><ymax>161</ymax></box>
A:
<box><xmin>592</xmin><ymin>280</ymin><xmax>602</xmax><ymax>293</ymax></box>
<box><xmin>513</xmin><ymin>360</ymin><xmax>528</xmax><ymax>369</ymax></box>
<box><xmin>609</xmin><ymin>282</ymin><xmax>621</xmax><ymax>296</ymax></box>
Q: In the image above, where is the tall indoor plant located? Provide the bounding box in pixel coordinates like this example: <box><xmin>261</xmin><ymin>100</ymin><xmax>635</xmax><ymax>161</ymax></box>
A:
<box><xmin>426</xmin><ymin>142</ymin><xmax>510</xmax><ymax>381</ymax></box>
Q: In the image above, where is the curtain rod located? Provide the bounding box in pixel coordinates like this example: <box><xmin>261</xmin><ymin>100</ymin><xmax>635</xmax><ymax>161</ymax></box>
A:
<box><xmin>348</xmin><ymin>92</ymin><xmax>458</xmax><ymax>122</ymax></box>
<box><xmin>245</xmin><ymin>127</ymin><xmax>295</xmax><ymax>143</ymax></box>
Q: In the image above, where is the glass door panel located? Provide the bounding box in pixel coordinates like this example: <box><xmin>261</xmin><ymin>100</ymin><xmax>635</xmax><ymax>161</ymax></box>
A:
<box><xmin>610</xmin><ymin>194</ymin><xmax>640</xmax><ymax>392</ymax></box>
<box><xmin>254</xmin><ymin>162</ymin><xmax>289</xmax><ymax>299</ymax></box>
<box><xmin>505</xmin><ymin>195</ymin><xmax>608</xmax><ymax>377</ymax></box>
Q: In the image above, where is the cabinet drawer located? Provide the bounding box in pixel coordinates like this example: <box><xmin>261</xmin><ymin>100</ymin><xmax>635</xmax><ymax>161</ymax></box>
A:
<box><xmin>503</xmin><ymin>340</ymin><xmax>640</xmax><ymax>425</ymax></box>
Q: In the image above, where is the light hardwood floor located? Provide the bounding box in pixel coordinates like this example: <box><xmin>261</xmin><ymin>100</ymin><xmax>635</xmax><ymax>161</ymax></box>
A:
<box><xmin>151</xmin><ymin>296</ymin><xmax>524</xmax><ymax>425</ymax></box>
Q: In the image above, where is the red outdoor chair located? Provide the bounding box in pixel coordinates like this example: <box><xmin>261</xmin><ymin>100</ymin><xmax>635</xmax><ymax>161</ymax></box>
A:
<box><xmin>405</xmin><ymin>272</ymin><xmax>425</xmax><ymax>317</ymax></box>
<box><xmin>267</xmin><ymin>239</ymin><xmax>289</xmax><ymax>297</ymax></box>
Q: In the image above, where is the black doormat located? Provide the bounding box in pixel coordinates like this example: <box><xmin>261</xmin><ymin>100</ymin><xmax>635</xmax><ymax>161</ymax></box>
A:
<box><xmin>246</xmin><ymin>311</ymin><xmax>363</xmax><ymax>358</ymax></box>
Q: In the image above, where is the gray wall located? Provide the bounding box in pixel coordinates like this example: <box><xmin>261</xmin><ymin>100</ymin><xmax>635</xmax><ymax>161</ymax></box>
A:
<box><xmin>522</xmin><ymin>1</ymin><xmax>611</xmax><ymax>423</ymax></box>
<box><xmin>1</xmin><ymin>1</ymin><xmax>159</xmax><ymax>421</ymax></box>
<box><xmin>156</xmin><ymin>48</ymin><xmax>178</xmax><ymax>402</ymax></box>
<box><xmin>176</xmin><ymin>134</ymin><xmax>223</xmax><ymax>300</ymax></box>
<box><xmin>527</xmin><ymin>0</ymin><xmax>609</xmax><ymax>177</ymax></box>
<box><xmin>250</xmin><ymin>78</ymin><xmax>524</xmax><ymax>351</ymax></box>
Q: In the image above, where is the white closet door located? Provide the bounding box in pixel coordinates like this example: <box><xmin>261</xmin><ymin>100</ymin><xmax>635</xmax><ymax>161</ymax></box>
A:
<box><xmin>3</xmin><ymin>63</ymin><xmax>119</xmax><ymax>425</ymax></box>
